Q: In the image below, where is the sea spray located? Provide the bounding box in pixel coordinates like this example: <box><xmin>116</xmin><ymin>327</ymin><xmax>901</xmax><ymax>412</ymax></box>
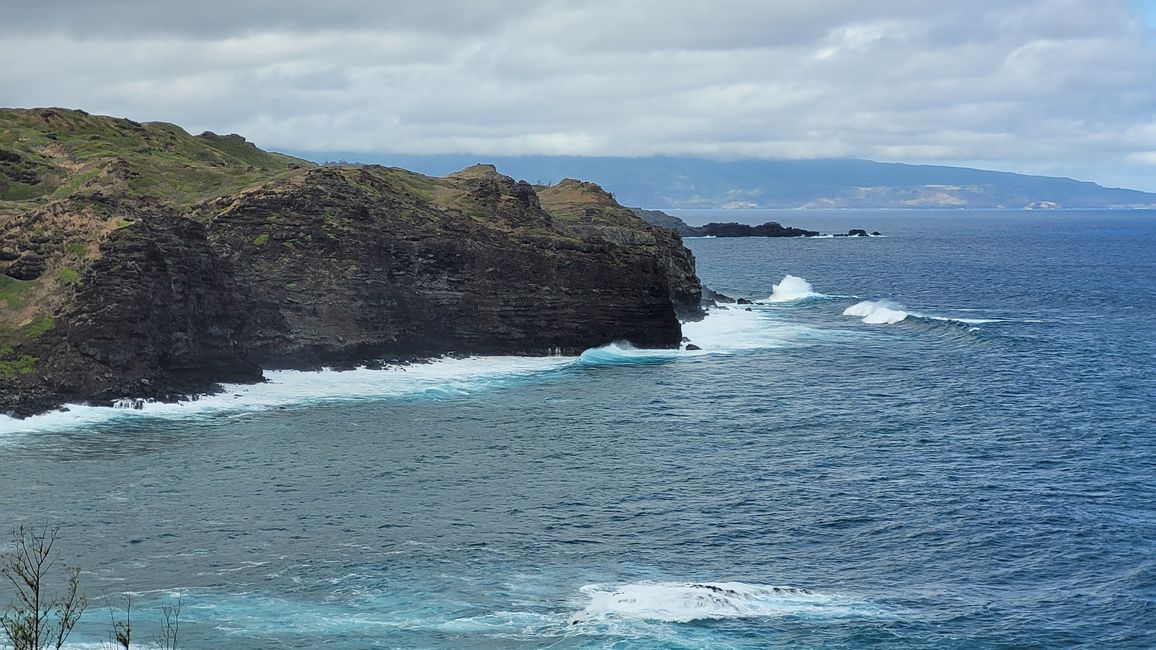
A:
<box><xmin>681</xmin><ymin>307</ymin><xmax>815</xmax><ymax>351</ymax></box>
<box><xmin>768</xmin><ymin>275</ymin><xmax>825</xmax><ymax>302</ymax></box>
<box><xmin>577</xmin><ymin>342</ymin><xmax>689</xmax><ymax>365</ymax></box>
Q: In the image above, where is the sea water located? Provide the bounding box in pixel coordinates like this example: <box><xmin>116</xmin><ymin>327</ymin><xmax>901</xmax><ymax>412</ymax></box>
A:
<box><xmin>0</xmin><ymin>210</ymin><xmax>1153</xmax><ymax>648</ymax></box>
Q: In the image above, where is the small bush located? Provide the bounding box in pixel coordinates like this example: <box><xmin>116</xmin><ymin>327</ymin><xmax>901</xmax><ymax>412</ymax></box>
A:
<box><xmin>253</xmin><ymin>233</ymin><xmax>270</xmax><ymax>246</ymax></box>
<box><xmin>0</xmin><ymin>354</ymin><xmax>37</xmax><ymax>379</ymax></box>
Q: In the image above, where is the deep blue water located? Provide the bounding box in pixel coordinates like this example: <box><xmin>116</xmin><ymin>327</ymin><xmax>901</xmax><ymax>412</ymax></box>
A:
<box><xmin>1</xmin><ymin>210</ymin><xmax>1154</xmax><ymax>648</ymax></box>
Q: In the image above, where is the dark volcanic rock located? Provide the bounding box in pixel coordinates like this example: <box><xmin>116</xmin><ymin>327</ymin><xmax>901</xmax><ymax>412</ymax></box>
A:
<box><xmin>685</xmin><ymin>343</ymin><xmax>702</xmax><ymax>351</ymax></box>
<box><xmin>540</xmin><ymin>180</ymin><xmax>703</xmax><ymax>321</ymax></box>
<box><xmin>4</xmin><ymin>253</ymin><xmax>46</xmax><ymax>280</ymax></box>
<box><xmin>629</xmin><ymin>208</ymin><xmax>702</xmax><ymax>237</ymax></box>
<box><xmin>6</xmin><ymin>207</ymin><xmax>262</xmax><ymax>416</ymax></box>
<box><xmin>203</xmin><ymin>167</ymin><xmax>685</xmax><ymax>367</ymax></box>
<box><xmin>0</xmin><ymin>110</ymin><xmax>706</xmax><ymax>416</ymax></box>
<box><xmin>702</xmin><ymin>286</ymin><xmax>735</xmax><ymax>305</ymax></box>
<box><xmin>698</xmin><ymin>221</ymin><xmax>820</xmax><ymax>237</ymax></box>
<box><xmin>848</xmin><ymin>228</ymin><xmax>869</xmax><ymax>237</ymax></box>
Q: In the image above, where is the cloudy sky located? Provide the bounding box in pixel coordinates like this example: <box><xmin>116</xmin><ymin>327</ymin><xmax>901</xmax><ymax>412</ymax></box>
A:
<box><xmin>4</xmin><ymin>0</ymin><xmax>1156</xmax><ymax>190</ymax></box>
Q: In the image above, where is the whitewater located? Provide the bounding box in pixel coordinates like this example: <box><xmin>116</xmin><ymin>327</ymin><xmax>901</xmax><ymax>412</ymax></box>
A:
<box><xmin>2</xmin><ymin>209</ymin><xmax>1154</xmax><ymax>649</ymax></box>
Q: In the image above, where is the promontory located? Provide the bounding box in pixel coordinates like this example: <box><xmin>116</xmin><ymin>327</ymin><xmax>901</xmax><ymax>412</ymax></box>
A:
<box><xmin>0</xmin><ymin>109</ymin><xmax>702</xmax><ymax>417</ymax></box>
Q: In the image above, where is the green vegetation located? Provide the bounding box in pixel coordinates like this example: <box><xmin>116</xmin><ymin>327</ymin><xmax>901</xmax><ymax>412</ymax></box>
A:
<box><xmin>0</xmin><ymin>108</ymin><xmax>312</xmax><ymax>209</ymax></box>
<box><xmin>253</xmin><ymin>233</ymin><xmax>270</xmax><ymax>246</ymax></box>
<box><xmin>66</xmin><ymin>242</ymin><xmax>87</xmax><ymax>255</ymax></box>
<box><xmin>0</xmin><ymin>353</ymin><xmax>37</xmax><ymax>379</ymax></box>
<box><xmin>58</xmin><ymin>268</ymin><xmax>79</xmax><ymax>284</ymax></box>
<box><xmin>21</xmin><ymin>315</ymin><xmax>53</xmax><ymax>338</ymax></box>
<box><xmin>0</xmin><ymin>276</ymin><xmax>33</xmax><ymax>310</ymax></box>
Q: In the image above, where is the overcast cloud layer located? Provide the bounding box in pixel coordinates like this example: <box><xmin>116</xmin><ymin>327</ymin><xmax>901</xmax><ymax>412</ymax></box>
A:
<box><xmin>3</xmin><ymin>0</ymin><xmax>1156</xmax><ymax>190</ymax></box>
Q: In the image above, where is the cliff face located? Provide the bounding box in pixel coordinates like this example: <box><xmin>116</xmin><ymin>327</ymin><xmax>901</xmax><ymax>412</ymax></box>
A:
<box><xmin>204</xmin><ymin>166</ymin><xmax>684</xmax><ymax>366</ymax></box>
<box><xmin>0</xmin><ymin>110</ymin><xmax>701</xmax><ymax>416</ymax></box>
<box><xmin>538</xmin><ymin>180</ymin><xmax>702</xmax><ymax>319</ymax></box>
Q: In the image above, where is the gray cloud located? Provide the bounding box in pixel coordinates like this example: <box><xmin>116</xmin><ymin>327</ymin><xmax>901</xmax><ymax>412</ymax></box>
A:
<box><xmin>3</xmin><ymin>0</ymin><xmax>1155</xmax><ymax>190</ymax></box>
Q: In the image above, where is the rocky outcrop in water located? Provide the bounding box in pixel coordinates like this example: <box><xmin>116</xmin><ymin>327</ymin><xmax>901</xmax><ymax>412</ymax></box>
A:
<box><xmin>0</xmin><ymin>109</ymin><xmax>702</xmax><ymax>416</ymax></box>
<box><xmin>630</xmin><ymin>208</ymin><xmax>877</xmax><ymax>239</ymax></box>
<box><xmin>697</xmin><ymin>221</ymin><xmax>820</xmax><ymax>237</ymax></box>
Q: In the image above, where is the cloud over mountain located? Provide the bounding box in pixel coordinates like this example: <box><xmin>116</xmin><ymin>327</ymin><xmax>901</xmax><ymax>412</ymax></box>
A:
<box><xmin>3</xmin><ymin>0</ymin><xmax>1155</xmax><ymax>190</ymax></box>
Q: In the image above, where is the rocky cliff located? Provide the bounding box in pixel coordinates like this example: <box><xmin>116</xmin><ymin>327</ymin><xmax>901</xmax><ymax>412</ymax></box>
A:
<box><xmin>0</xmin><ymin>109</ymin><xmax>702</xmax><ymax>416</ymax></box>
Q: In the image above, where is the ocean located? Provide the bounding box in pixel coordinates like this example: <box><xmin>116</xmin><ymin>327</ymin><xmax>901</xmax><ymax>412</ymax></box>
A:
<box><xmin>1</xmin><ymin>209</ymin><xmax>1153</xmax><ymax>648</ymax></box>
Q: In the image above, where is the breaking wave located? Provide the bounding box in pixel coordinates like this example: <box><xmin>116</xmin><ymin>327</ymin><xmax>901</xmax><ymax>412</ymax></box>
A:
<box><xmin>570</xmin><ymin>581</ymin><xmax>884</xmax><ymax>624</ymax></box>
<box><xmin>767</xmin><ymin>275</ymin><xmax>827</xmax><ymax>303</ymax></box>
<box><xmin>0</xmin><ymin>356</ymin><xmax>575</xmax><ymax>435</ymax></box>
<box><xmin>844</xmin><ymin>300</ymin><xmax>911</xmax><ymax>324</ymax></box>
<box><xmin>0</xmin><ymin>311</ymin><xmax>806</xmax><ymax>435</ymax></box>
<box><xmin>681</xmin><ymin>305</ymin><xmax>820</xmax><ymax>352</ymax></box>
<box><xmin>2</xmin><ymin>289</ymin><xmax>852</xmax><ymax>436</ymax></box>
<box><xmin>577</xmin><ymin>342</ymin><xmax>692</xmax><ymax>366</ymax></box>
<box><xmin>844</xmin><ymin>300</ymin><xmax>1002</xmax><ymax>326</ymax></box>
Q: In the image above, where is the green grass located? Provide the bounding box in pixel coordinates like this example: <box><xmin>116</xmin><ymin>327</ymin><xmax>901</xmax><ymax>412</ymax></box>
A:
<box><xmin>0</xmin><ymin>108</ymin><xmax>313</xmax><ymax>209</ymax></box>
<box><xmin>253</xmin><ymin>233</ymin><xmax>270</xmax><ymax>246</ymax></box>
<box><xmin>21</xmin><ymin>316</ymin><xmax>53</xmax><ymax>338</ymax></box>
<box><xmin>0</xmin><ymin>276</ymin><xmax>33</xmax><ymax>309</ymax></box>
<box><xmin>58</xmin><ymin>268</ymin><xmax>79</xmax><ymax>284</ymax></box>
<box><xmin>0</xmin><ymin>354</ymin><xmax>37</xmax><ymax>379</ymax></box>
<box><xmin>0</xmin><ymin>319</ymin><xmax>47</xmax><ymax>379</ymax></box>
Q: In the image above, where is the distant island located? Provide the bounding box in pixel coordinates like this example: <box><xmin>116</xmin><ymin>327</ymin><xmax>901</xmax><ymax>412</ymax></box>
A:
<box><xmin>0</xmin><ymin>109</ymin><xmax>703</xmax><ymax>417</ymax></box>
<box><xmin>629</xmin><ymin>208</ymin><xmax>878</xmax><ymax>238</ymax></box>
<box><xmin>312</xmin><ymin>154</ymin><xmax>1156</xmax><ymax>209</ymax></box>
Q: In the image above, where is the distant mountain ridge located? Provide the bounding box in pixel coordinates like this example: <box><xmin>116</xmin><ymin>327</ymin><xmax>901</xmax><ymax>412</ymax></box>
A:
<box><xmin>292</xmin><ymin>154</ymin><xmax>1156</xmax><ymax>209</ymax></box>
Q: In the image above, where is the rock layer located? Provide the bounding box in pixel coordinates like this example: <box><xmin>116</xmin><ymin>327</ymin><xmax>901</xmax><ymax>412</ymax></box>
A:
<box><xmin>0</xmin><ymin>110</ymin><xmax>702</xmax><ymax>416</ymax></box>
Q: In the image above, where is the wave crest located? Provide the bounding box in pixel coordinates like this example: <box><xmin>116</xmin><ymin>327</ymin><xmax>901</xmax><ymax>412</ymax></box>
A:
<box><xmin>844</xmin><ymin>300</ymin><xmax>1002</xmax><ymax>327</ymax></box>
<box><xmin>767</xmin><ymin>275</ymin><xmax>826</xmax><ymax>303</ymax></box>
<box><xmin>577</xmin><ymin>343</ymin><xmax>687</xmax><ymax>366</ymax></box>
<box><xmin>843</xmin><ymin>300</ymin><xmax>909</xmax><ymax>324</ymax></box>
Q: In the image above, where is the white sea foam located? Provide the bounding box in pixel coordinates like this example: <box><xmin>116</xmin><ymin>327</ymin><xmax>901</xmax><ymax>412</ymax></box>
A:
<box><xmin>2</xmin><ymin>301</ymin><xmax>841</xmax><ymax>436</ymax></box>
<box><xmin>681</xmin><ymin>306</ymin><xmax>815</xmax><ymax>352</ymax></box>
<box><xmin>844</xmin><ymin>300</ymin><xmax>1003</xmax><ymax>326</ymax></box>
<box><xmin>0</xmin><ymin>356</ymin><xmax>574</xmax><ymax>435</ymax></box>
<box><xmin>927</xmin><ymin>315</ymin><xmax>1001</xmax><ymax>325</ymax></box>
<box><xmin>578</xmin><ymin>342</ymin><xmax>699</xmax><ymax>365</ymax></box>
<box><xmin>571</xmin><ymin>581</ymin><xmax>881</xmax><ymax>624</ymax></box>
<box><xmin>767</xmin><ymin>275</ymin><xmax>826</xmax><ymax>303</ymax></box>
<box><xmin>843</xmin><ymin>300</ymin><xmax>910</xmax><ymax>324</ymax></box>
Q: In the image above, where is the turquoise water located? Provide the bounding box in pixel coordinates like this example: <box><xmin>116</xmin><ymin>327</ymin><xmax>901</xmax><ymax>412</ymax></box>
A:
<box><xmin>1</xmin><ymin>210</ymin><xmax>1154</xmax><ymax>648</ymax></box>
